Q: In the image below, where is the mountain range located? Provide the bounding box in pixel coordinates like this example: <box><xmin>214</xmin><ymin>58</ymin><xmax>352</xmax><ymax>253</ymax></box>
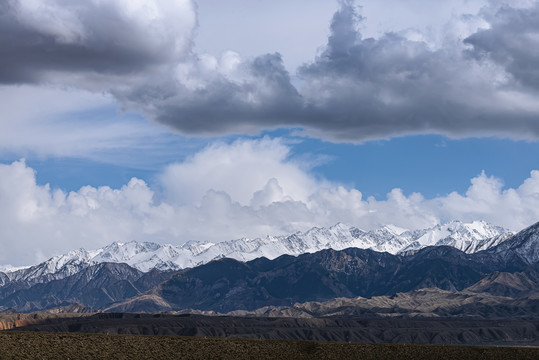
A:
<box><xmin>0</xmin><ymin>220</ymin><xmax>511</xmax><ymax>283</ymax></box>
<box><xmin>1</xmin><ymin>220</ymin><xmax>538</xmax><ymax>315</ymax></box>
<box><xmin>104</xmin><ymin>226</ymin><xmax>539</xmax><ymax>313</ymax></box>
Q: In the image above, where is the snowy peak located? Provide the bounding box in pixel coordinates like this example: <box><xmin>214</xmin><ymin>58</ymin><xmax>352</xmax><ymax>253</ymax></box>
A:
<box><xmin>401</xmin><ymin>220</ymin><xmax>510</xmax><ymax>254</ymax></box>
<box><xmin>4</xmin><ymin>248</ymin><xmax>97</xmax><ymax>285</ymax></box>
<box><xmin>487</xmin><ymin>221</ymin><xmax>539</xmax><ymax>264</ymax></box>
<box><xmin>380</xmin><ymin>224</ymin><xmax>409</xmax><ymax>236</ymax></box>
<box><xmin>92</xmin><ymin>241</ymin><xmax>182</xmax><ymax>272</ymax></box>
<box><xmin>2</xmin><ymin>242</ymin><xmax>180</xmax><ymax>285</ymax></box>
<box><xmin>0</xmin><ymin>220</ymin><xmax>514</xmax><ymax>285</ymax></box>
<box><xmin>446</xmin><ymin>220</ymin><xmax>507</xmax><ymax>241</ymax></box>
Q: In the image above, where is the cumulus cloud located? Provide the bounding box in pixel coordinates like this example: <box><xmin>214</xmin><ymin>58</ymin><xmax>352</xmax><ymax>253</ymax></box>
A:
<box><xmin>159</xmin><ymin>138</ymin><xmax>319</xmax><ymax>205</ymax></box>
<box><xmin>1</xmin><ymin>139</ymin><xmax>539</xmax><ymax>266</ymax></box>
<box><xmin>2</xmin><ymin>0</ymin><xmax>539</xmax><ymax>142</ymax></box>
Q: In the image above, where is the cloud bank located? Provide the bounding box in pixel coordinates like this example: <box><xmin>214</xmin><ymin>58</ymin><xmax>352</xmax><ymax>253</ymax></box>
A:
<box><xmin>2</xmin><ymin>0</ymin><xmax>539</xmax><ymax>141</ymax></box>
<box><xmin>1</xmin><ymin>138</ymin><xmax>538</xmax><ymax>266</ymax></box>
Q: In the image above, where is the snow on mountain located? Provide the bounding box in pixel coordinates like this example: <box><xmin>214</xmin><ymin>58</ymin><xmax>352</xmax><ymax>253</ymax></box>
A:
<box><xmin>0</xmin><ymin>220</ymin><xmax>512</xmax><ymax>285</ymax></box>
<box><xmin>92</xmin><ymin>242</ymin><xmax>183</xmax><ymax>272</ymax></box>
<box><xmin>486</xmin><ymin>221</ymin><xmax>539</xmax><ymax>265</ymax></box>
<box><xmin>399</xmin><ymin>220</ymin><xmax>511</xmax><ymax>254</ymax></box>
<box><xmin>2</xmin><ymin>249</ymin><xmax>99</xmax><ymax>286</ymax></box>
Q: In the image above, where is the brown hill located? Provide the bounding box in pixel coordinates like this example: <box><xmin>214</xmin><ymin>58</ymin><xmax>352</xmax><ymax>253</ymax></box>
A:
<box><xmin>227</xmin><ymin>288</ymin><xmax>539</xmax><ymax>319</ymax></box>
<box><xmin>466</xmin><ymin>270</ymin><xmax>539</xmax><ymax>297</ymax></box>
<box><xmin>8</xmin><ymin>312</ymin><xmax>539</xmax><ymax>346</ymax></box>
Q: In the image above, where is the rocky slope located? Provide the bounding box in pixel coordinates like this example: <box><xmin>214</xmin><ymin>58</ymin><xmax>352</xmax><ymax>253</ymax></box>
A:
<box><xmin>0</xmin><ymin>263</ymin><xmax>174</xmax><ymax>312</ymax></box>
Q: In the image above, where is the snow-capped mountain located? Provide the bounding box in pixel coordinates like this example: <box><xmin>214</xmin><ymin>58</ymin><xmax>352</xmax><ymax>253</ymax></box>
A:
<box><xmin>0</xmin><ymin>220</ymin><xmax>511</xmax><ymax>286</ymax></box>
<box><xmin>398</xmin><ymin>221</ymin><xmax>512</xmax><ymax>254</ymax></box>
<box><xmin>1</xmin><ymin>249</ymin><xmax>100</xmax><ymax>286</ymax></box>
<box><xmin>180</xmin><ymin>220</ymin><xmax>510</xmax><ymax>265</ymax></box>
<box><xmin>486</xmin><ymin>221</ymin><xmax>539</xmax><ymax>265</ymax></box>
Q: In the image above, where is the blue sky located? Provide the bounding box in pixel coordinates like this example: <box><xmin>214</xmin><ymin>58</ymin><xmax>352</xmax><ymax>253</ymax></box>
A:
<box><xmin>1</xmin><ymin>0</ymin><xmax>539</xmax><ymax>265</ymax></box>
<box><xmin>291</xmin><ymin>135</ymin><xmax>539</xmax><ymax>199</ymax></box>
<box><xmin>11</xmin><ymin>132</ymin><xmax>539</xmax><ymax>201</ymax></box>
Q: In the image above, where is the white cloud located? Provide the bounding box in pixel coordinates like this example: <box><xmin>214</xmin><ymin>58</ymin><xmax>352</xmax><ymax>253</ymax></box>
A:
<box><xmin>1</xmin><ymin>139</ymin><xmax>538</xmax><ymax>266</ymax></box>
<box><xmin>160</xmin><ymin>138</ymin><xmax>319</xmax><ymax>205</ymax></box>
<box><xmin>433</xmin><ymin>170</ymin><xmax>539</xmax><ymax>231</ymax></box>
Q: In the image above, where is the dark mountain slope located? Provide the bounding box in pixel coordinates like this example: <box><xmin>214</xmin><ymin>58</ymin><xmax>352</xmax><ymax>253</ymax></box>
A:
<box><xmin>0</xmin><ymin>263</ymin><xmax>173</xmax><ymax>312</ymax></box>
<box><xmin>105</xmin><ymin>248</ymin><xmax>495</xmax><ymax>313</ymax></box>
<box><xmin>482</xmin><ymin>221</ymin><xmax>539</xmax><ymax>267</ymax></box>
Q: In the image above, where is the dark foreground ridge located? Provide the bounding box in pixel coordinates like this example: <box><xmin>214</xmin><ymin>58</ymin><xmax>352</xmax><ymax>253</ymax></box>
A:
<box><xmin>8</xmin><ymin>313</ymin><xmax>539</xmax><ymax>346</ymax></box>
<box><xmin>0</xmin><ymin>331</ymin><xmax>538</xmax><ymax>360</ymax></box>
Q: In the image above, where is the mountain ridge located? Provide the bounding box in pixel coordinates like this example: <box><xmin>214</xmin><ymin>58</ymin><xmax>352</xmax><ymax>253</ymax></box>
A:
<box><xmin>0</xmin><ymin>221</ymin><xmax>537</xmax><ymax>313</ymax></box>
<box><xmin>0</xmin><ymin>220</ymin><xmax>512</xmax><ymax>286</ymax></box>
<box><xmin>104</xmin><ymin>221</ymin><xmax>539</xmax><ymax>313</ymax></box>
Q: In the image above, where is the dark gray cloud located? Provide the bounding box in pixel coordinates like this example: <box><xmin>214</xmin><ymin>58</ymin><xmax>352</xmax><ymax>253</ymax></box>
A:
<box><xmin>2</xmin><ymin>0</ymin><xmax>539</xmax><ymax>142</ymax></box>
<box><xmin>0</xmin><ymin>0</ymin><xmax>194</xmax><ymax>84</ymax></box>
<box><xmin>464</xmin><ymin>3</ymin><xmax>539</xmax><ymax>89</ymax></box>
<box><xmin>293</xmin><ymin>1</ymin><xmax>539</xmax><ymax>140</ymax></box>
<box><xmin>116</xmin><ymin>52</ymin><xmax>304</xmax><ymax>135</ymax></box>
<box><xmin>131</xmin><ymin>0</ymin><xmax>539</xmax><ymax>141</ymax></box>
